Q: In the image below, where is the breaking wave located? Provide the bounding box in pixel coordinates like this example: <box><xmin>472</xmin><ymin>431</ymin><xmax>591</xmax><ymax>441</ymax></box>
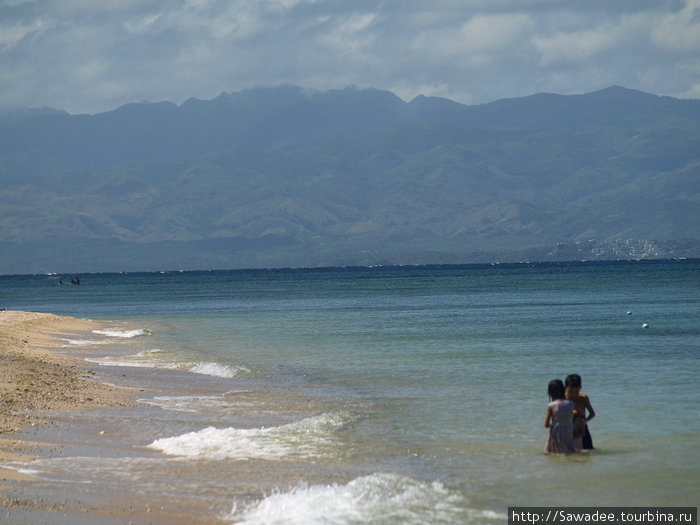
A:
<box><xmin>228</xmin><ymin>473</ymin><xmax>488</xmax><ymax>525</ymax></box>
<box><xmin>93</xmin><ymin>328</ymin><xmax>151</xmax><ymax>338</ymax></box>
<box><xmin>147</xmin><ymin>412</ymin><xmax>354</xmax><ymax>461</ymax></box>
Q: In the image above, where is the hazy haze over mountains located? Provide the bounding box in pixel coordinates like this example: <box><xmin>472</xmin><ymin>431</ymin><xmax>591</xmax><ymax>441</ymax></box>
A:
<box><xmin>1</xmin><ymin>85</ymin><xmax>699</xmax><ymax>273</ymax></box>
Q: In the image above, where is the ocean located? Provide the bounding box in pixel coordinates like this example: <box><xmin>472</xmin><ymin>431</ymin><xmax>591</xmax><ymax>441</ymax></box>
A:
<box><xmin>1</xmin><ymin>260</ymin><xmax>698</xmax><ymax>523</ymax></box>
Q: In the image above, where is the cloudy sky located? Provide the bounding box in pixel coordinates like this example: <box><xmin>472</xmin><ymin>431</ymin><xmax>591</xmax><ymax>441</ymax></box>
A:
<box><xmin>1</xmin><ymin>0</ymin><xmax>699</xmax><ymax>114</ymax></box>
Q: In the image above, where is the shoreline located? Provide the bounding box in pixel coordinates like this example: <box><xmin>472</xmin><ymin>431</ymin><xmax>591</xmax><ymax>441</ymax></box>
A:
<box><xmin>0</xmin><ymin>311</ymin><xmax>141</xmax><ymax>518</ymax></box>
<box><xmin>0</xmin><ymin>310</ymin><xmax>227</xmax><ymax>524</ymax></box>
<box><xmin>0</xmin><ymin>311</ymin><xmax>137</xmax><ymax>445</ymax></box>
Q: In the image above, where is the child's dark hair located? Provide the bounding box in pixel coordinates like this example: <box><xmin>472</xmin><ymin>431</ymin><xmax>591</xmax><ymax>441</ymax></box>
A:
<box><xmin>548</xmin><ymin>379</ymin><xmax>566</xmax><ymax>400</ymax></box>
<box><xmin>565</xmin><ymin>374</ymin><xmax>581</xmax><ymax>388</ymax></box>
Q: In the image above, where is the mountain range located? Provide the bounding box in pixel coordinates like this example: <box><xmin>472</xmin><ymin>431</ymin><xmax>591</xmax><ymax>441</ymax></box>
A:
<box><xmin>1</xmin><ymin>85</ymin><xmax>699</xmax><ymax>273</ymax></box>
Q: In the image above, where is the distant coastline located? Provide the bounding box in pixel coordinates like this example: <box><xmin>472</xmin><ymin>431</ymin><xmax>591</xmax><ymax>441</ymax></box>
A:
<box><xmin>1</xmin><ymin>256</ymin><xmax>697</xmax><ymax>281</ymax></box>
<box><xmin>1</xmin><ymin>239</ymin><xmax>699</xmax><ymax>276</ymax></box>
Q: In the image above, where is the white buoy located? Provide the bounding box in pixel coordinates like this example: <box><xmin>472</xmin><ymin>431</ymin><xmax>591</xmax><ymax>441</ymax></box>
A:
<box><xmin>642</xmin><ymin>323</ymin><xmax>649</xmax><ymax>329</ymax></box>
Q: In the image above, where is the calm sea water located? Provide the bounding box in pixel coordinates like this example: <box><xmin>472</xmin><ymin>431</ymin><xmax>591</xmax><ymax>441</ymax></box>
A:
<box><xmin>1</xmin><ymin>261</ymin><xmax>698</xmax><ymax>523</ymax></box>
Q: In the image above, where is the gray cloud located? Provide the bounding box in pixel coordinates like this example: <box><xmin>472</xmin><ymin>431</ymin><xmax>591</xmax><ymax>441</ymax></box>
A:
<box><xmin>0</xmin><ymin>0</ymin><xmax>698</xmax><ymax>113</ymax></box>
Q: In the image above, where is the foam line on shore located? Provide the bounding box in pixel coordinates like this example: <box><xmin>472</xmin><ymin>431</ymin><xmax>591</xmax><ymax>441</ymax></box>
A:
<box><xmin>0</xmin><ymin>311</ymin><xmax>137</xmax><ymax>454</ymax></box>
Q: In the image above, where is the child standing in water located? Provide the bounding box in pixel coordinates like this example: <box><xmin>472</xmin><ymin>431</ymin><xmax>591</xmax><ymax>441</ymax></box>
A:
<box><xmin>565</xmin><ymin>374</ymin><xmax>595</xmax><ymax>450</ymax></box>
<box><xmin>545</xmin><ymin>379</ymin><xmax>576</xmax><ymax>454</ymax></box>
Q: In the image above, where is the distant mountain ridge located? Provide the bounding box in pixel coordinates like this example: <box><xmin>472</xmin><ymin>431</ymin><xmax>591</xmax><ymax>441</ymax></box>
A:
<box><xmin>2</xmin><ymin>85</ymin><xmax>694</xmax><ymax>169</ymax></box>
<box><xmin>1</xmin><ymin>85</ymin><xmax>698</xmax><ymax>273</ymax></box>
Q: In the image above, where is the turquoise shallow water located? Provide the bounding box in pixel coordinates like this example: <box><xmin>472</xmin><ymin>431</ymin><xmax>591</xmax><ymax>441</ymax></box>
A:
<box><xmin>2</xmin><ymin>261</ymin><xmax>699</xmax><ymax>523</ymax></box>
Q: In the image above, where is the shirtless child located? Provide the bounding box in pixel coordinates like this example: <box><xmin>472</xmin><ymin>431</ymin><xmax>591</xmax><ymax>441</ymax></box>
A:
<box><xmin>565</xmin><ymin>374</ymin><xmax>595</xmax><ymax>450</ymax></box>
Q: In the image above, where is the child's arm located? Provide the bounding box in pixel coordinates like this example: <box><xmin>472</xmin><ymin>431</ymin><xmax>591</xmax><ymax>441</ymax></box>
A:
<box><xmin>545</xmin><ymin>406</ymin><xmax>553</xmax><ymax>428</ymax></box>
<box><xmin>584</xmin><ymin>395</ymin><xmax>595</xmax><ymax>422</ymax></box>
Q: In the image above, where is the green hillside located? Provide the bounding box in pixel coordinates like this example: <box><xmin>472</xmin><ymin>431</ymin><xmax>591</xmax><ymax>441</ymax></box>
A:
<box><xmin>1</xmin><ymin>85</ymin><xmax>698</xmax><ymax>273</ymax></box>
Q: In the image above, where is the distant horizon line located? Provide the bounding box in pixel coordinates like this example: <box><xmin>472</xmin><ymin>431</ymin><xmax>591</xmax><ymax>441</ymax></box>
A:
<box><xmin>4</xmin><ymin>257</ymin><xmax>698</xmax><ymax>279</ymax></box>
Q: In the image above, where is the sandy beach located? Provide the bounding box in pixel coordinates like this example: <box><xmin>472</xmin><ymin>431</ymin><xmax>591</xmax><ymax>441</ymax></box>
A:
<box><xmin>0</xmin><ymin>310</ymin><xmax>230</xmax><ymax>524</ymax></box>
<box><xmin>0</xmin><ymin>310</ymin><xmax>136</xmax><ymax>435</ymax></box>
<box><xmin>0</xmin><ymin>311</ymin><xmax>144</xmax><ymax>522</ymax></box>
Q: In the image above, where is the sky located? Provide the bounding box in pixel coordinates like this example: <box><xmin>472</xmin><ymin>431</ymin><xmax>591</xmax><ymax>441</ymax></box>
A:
<box><xmin>1</xmin><ymin>0</ymin><xmax>699</xmax><ymax>115</ymax></box>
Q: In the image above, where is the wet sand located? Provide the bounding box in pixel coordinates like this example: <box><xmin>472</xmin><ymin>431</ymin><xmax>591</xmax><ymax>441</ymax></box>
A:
<box><xmin>0</xmin><ymin>311</ymin><xmax>223</xmax><ymax>524</ymax></box>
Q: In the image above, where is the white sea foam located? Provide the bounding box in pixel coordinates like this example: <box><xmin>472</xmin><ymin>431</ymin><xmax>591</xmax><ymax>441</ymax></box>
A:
<box><xmin>9</xmin><ymin>456</ymin><xmax>171</xmax><ymax>484</ymax></box>
<box><xmin>84</xmin><ymin>352</ymin><xmax>245</xmax><ymax>376</ymax></box>
<box><xmin>85</xmin><ymin>357</ymin><xmax>158</xmax><ymax>368</ymax></box>
<box><xmin>147</xmin><ymin>412</ymin><xmax>353</xmax><ymax>461</ymax></box>
<box><xmin>137</xmin><ymin>348</ymin><xmax>165</xmax><ymax>355</ymax></box>
<box><xmin>138</xmin><ymin>392</ymin><xmax>253</xmax><ymax>413</ymax></box>
<box><xmin>229</xmin><ymin>473</ymin><xmax>473</xmax><ymax>525</ymax></box>
<box><xmin>92</xmin><ymin>328</ymin><xmax>150</xmax><ymax>338</ymax></box>
<box><xmin>61</xmin><ymin>338</ymin><xmax>110</xmax><ymax>347</ymax></box>
<box><xmin>189</xmin><ymin>362</ymin><xmax>251</xmax><ymax>378</ymax></box>
<box><xmin>85</xmin><ymin>355</ymin><xmax>180</xmax><ymax>369</ymax></box>
<box><xmin>6</xmin><ymin>465</ymin><xmax>42</xmax><ymax>477</ymax></box>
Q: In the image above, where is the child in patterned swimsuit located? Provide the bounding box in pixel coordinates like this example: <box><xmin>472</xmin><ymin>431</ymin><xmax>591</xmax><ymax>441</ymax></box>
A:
<box><xmin>544</xmin><ymin>379</ymin><xmax>576</xmax><ymax>454</ymax></box>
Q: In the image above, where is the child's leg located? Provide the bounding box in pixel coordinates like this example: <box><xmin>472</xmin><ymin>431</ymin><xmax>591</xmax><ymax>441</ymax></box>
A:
<box><xmin>582</xmin><ymin>424</ymin><xmax>594</xmax><ymax>449</ymax></box>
